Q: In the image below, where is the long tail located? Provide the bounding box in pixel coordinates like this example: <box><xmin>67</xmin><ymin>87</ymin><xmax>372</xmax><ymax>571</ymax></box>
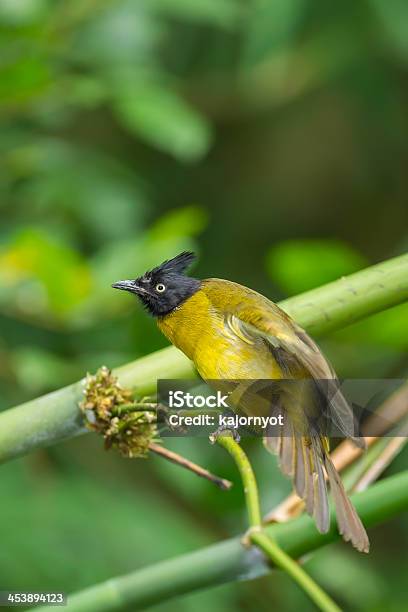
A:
<box><xmin>323</xmin><ymin>452</ymin><xmax>369</xmax><ymax>553</ymax></box>
<box><xmin>265</xmin><ymin>423</ymin><xmax>370</xmax><ymax>553</ymax></box>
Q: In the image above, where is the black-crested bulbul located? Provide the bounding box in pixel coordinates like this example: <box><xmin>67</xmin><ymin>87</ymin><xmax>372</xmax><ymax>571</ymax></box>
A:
<box><xmin>112</xmin><ymin>251</ymin><xmax>369</xmax><ymax>553</ymax></box>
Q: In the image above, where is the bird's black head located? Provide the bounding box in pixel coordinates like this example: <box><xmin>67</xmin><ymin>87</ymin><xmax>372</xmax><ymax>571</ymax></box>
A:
<box><xmin>112</xmin><ymin>251</ymin><xmax>201</xmax><ymax>317</ymax></box>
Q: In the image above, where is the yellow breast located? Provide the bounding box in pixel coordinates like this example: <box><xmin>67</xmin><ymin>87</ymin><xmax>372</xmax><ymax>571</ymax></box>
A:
<box><xmin>157</xmin><ymin>290</ymin><xmax>282</xmax><ymax>380</ymax></box>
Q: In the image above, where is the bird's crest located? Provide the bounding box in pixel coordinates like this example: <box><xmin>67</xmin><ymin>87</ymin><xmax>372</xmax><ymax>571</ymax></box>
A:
<box><xmin>150</xmin><ymin>251</ymin><xmax>196</xmax><ymax>277</ymax></box>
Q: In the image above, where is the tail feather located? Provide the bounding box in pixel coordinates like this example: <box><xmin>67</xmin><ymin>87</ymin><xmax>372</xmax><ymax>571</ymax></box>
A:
<box><xmin>272</xmin><ymin>429</ymin><xmax>330</xmax><ymax>533</ymax></box>
<box><xmin>311</xmin><ymin>437</ymin><xmax>330</xmax><ymax>533</ymax></box>
<box><xmin>294</xmin><ymin>436</ymin><xmax>306</xmax><ymax>498</ymax></box>
<box><xmin>324</xmin><ymin>454</ymin><xmax>370</xmax><ymax>553</ymax></box>
<box><xmin>265</xmin><ymin>420</ymin><xmax>370</xmax><ymax>553</ymax></box>
<box><xmin>280</xmin><ymin>418</ymin><xmax>295</xmax><ymax>476</ymax></box>
<box><xmin>302</xmin><ymin>438</ymin><xmax>317</xmax><ymax>518</ymax></box>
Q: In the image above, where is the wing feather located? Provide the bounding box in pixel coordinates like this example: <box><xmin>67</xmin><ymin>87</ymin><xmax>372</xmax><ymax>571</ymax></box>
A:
<box><xmin>223</xmin><ymin>298</ymin><xmax>363</xmax><ymax>446</ymax></box>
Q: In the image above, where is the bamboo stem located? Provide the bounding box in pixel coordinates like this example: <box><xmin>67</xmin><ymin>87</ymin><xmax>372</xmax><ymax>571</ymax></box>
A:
<box><xmin>279</xmin><ymin>252</ymin><xmax>408</xmax><ymax>336</ymax></box>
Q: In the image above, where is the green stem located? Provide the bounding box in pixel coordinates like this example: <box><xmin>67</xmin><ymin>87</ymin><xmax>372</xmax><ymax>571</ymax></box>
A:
<box><xmin>35</xmin><ymin>471</ymin><xmax>408</xmax><ymax>612</ymax></box>
<box><xmin>214</xmin><ymin>434</ymin><xmax>261</xmax><ymax>527</ymax></box>
<box><xmin>1</xmin><ymin>253</ymin><xmax>407</xmax><ymax>465</ymax></box>
<box><xmin>215</xmin><ymin>433</ymin><xmax>340</xmax><ymax>612</ymax></box>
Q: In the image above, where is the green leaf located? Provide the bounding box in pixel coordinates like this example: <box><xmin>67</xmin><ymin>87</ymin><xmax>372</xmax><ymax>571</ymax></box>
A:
<box><xmin>114</xmin><ymin>82</ymin><xmax>213</xmax><ymax>161</ymax></box>
<box><xmin>266</xmin><ymin>239</ymin><xmax>368</xmax><ymax>294</ymax></box>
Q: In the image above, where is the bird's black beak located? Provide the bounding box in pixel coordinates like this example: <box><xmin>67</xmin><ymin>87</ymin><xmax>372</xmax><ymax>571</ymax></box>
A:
<box><xmin>111</xmin><ymin>279</ymin><xmax>146</xmax><ymax>295</ymax></box>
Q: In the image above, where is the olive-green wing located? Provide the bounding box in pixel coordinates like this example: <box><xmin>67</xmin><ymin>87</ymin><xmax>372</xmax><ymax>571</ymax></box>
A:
<box><xmin>203</xmin><ymin>279</ymin><xmax>362</xmax><ymax>444</ymax></box>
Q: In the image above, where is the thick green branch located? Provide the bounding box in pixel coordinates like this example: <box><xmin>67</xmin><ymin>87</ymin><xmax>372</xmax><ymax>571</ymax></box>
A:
<box><xmin>279</xmin><ymin>252</ymin><xmax>408</xmax><ymax>335</ymax></box>
<box><xmin>0</xmin><ymin>347</ymin><xmax>195</xmax><ymax>464</ymax></box>
<box><xmin>35</xmin><ymin>471</ymin><xmax>408</xmax><ymax>612</ymax></box>
<box><xmin>1</xmin><ymin>253</ymin><xmax>407</xmax><ymax>465</ymax></box>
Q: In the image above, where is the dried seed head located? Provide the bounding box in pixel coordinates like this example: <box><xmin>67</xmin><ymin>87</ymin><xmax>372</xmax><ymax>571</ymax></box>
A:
<box><xmin>80</xmin><ymin>366</ymin><xmax>157</xmax><ymax>458</ymax></box>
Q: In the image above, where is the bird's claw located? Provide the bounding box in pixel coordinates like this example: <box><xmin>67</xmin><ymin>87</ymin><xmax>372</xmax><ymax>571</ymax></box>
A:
<box><xmin>209</xmin><ymin>426</ymin><xmax>240</xmax><ymax>444</ymax></box>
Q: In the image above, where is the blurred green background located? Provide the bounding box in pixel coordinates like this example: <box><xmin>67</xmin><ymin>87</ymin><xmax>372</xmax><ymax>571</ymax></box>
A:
<box><xmin>1</xmin><ymin>1</ymin><xmax>407</xmax><ymax>610</ymax></box>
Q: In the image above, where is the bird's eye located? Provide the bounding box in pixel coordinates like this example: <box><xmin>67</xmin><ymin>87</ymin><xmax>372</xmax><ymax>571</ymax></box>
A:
<box><xmin>156</xmin><ymin>283</ymin><xmax>166</xmax><ymax>293</ymax></box>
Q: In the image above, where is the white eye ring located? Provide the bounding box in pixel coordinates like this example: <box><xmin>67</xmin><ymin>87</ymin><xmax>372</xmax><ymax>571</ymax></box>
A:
<box><xmin>156</xmin><ymin>283</ymin><xmax>166</xmax><ymax>293</ymax></box>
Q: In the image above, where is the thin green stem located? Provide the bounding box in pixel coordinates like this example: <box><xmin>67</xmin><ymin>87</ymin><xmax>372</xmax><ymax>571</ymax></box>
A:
<box><xmin>214</xmin><ymin>434</ymin><xmax>261</xmax><ymax>527</ymax></box>
<box><xmin>214</xmin><ymin>433</ymin><xmax>341</xmax><ymax>612</ymax></box>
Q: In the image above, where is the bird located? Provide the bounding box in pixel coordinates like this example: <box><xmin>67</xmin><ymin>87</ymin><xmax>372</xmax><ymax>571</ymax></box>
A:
<box><xmin>112</xmin><ymin>251</ymin><xmax>369</xmax><ymax>553</ymax></box>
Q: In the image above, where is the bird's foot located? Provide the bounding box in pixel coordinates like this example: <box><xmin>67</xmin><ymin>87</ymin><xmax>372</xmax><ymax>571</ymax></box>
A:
<box><xmin>209</xmin><ymin>425</ymin><xmax>240</xmax><ymax>444</ymax></box>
